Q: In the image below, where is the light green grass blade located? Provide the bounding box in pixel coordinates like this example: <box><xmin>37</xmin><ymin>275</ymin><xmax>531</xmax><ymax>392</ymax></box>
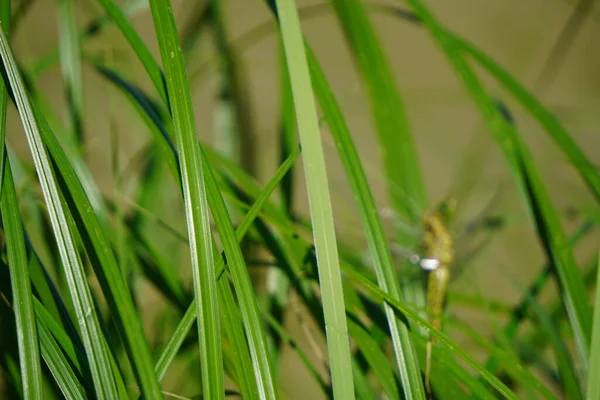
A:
<box><xmin>2</xmin><ymin>162</ymin><xmax>43</xmax><ymax>398</ymax></box>
<box><xmin>274</xmin><ymin>1</ymin><xmax>354</xmax><ymax>398</ymax></box>
<box><xmin>587</xmin><ymin>250</ymin><xmax>600</xmax><ymax>400</ymax></box>
<box><xmin>330</xmin><ymin>0</ymin><xmax>426</xmax><ymax>228</ymax></box>
<box><xmin>402</xmin><ymin>0</ymin><xmax>592</xmax><ymax>371</ymax></box>
<box><xmin>148</xmin><ymin>0</ymin><xmax>223</xmax><ymax>398</ymax></box>
<box><xmin>0</xmin><ymin>25</ymin><xmax>118</xmax><ymax>399</ymax></box>
<box><xmin>57</xmin><ymin>0</ymin><xmax>83</xmax><ymax>148</ymax></box>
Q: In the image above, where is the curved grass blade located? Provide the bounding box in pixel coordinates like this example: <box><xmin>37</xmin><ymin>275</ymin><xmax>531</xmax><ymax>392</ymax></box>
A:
<box><xmin>587</xmin><ymin>251</ymin><xmax>600</xmax><ymax>400</ymax></box>
<box><xmin>451</xmin><ymin>36</ymin><xmax>600</xmax><ymax>205</ymax></box>
<box><xmin>329</xmin><ymin>0</ymin><xmax>426</xmax><ymax>229</ymax></box>
<box><xmin>0</xmin><ymin>25</ymin><xmax>118</xmax><ymax>399</ymax></box>
<box><xmin>148</xmin><ymin>0</ymin><xmax>223</xmax><ymax>398</ymax></box>
<box><xmin>2</xmin><ymin>162</ymin><xmax>43</xmax><ymax>398</ymax></box>
<box><xmin>400</xmin><ymin>0</ymin><xmax>592</xmax><ymax>371</ymax></box>
<box><xmin>273</xmin><ymin>1</ymin><xmax>354</xmax><ymax>397</ymax></box>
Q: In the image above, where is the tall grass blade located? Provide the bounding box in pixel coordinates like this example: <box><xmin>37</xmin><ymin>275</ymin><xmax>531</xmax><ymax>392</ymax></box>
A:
<box><xmin>148</xmin><ymin>0</ymin><xmax>223</xmax><ymax>398</ymax></box>
<box><xmin>0</xmin><ymin>25</ymin><xmax>118</xmax><ymax>399</ymax></box>
<box><xmin>587</xmin><ymin>250</ymin><xmax>600</xmax><ymax>400</ymax></box>
<box><xmin>273</xmin><ymin>1</ymin><xmax>355</xmax><ymax>397</ymax></box>
<box><xmin>330</xmin><ymin>0</ymin><xmax>426</xmax><ymax>228</ymax></box>
<box><xmin>2</xmin><ymin>157</ymin><xmax>43</xmax><ymax>398</ymax></box>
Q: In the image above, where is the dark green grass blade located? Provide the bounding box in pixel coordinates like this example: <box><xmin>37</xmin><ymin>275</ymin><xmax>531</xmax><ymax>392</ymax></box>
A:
<box><xmin>305</xmin><ymin>43</ymin><xmax>424</xmax><ymax>398</ymax></box>
<box><xmin>2</xmin><ymin>163</ymin><xmax>43</xmax><ymax>398</ymax></box>
<box><xmin>273</xmin><ymin>1</ymin><xmax>355</xmax><ymax>397</ymax></box>
<box><xmin>527</xmin><ymin>296</ymin><xmax>582</xmax><ymax>399</ymax></box>
<box><xmin>148</xmin><ymin>0</ymin><xmax>223</xmax><ymax>398</ymax></box>
<box><xmin>587</xmin><ymin>251</ymin><xmax>600</xmax><ymax>400</ymax></box>
<box><xmin>96</xmin><ymin>0</ymin><xmax>167</xmax><ymax>105</ymax></box>
<box><xmin>330</xmin><ymin>0</ymin><xmax>426</xmax><ymax>228</ymax></box>
<box><xmin>32</xmin><ymin>294</ymin><xmax>94</xmax><ymax>398</ymax></box>
<box><xmin>402</xmin><ymin>0</ymin><xmax>592</xmax><ymax>370</ymax></box>
<box><xmin>57</xmin><ymin>0</ymin><xmax>84</xmax><ymax>148</ymax></box>
<box><xmin>0</xmin><ymin>25</ymin><xmax>118</xmax><ymax>399</ymax></box>
<box><xmin>348</xmin><ymin>317</ymin><xmax>400</xmax><ymax>399</ymax></box>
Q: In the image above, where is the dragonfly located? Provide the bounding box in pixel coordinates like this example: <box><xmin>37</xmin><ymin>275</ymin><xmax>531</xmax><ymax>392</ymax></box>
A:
<box><xmin>323</xmin><ymin>131</ymin><xmax>507</xmax><ymax>398</ymax></box>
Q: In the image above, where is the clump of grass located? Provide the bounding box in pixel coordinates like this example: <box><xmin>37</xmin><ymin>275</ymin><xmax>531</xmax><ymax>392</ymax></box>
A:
<box><xmin>0</xmin><ymin>1</ymin><xmax>598</xmax><ymax>399</ymax></box>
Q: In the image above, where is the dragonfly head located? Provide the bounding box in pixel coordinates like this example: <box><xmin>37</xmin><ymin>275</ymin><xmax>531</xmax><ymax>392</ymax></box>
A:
<box><xmin>434</xmin><ymin>196</ymin><xmax>457</xmax><ymax>224</ymax></box>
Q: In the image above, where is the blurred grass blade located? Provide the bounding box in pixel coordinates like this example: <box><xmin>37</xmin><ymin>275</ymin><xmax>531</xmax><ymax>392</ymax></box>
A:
<box><xmin>484</xmin><ymin>220</ymin><xmax>594</xmax><ymax>374</ymax></box>
<box><xmin>274</xmin><ymin>1</ymin><xmax>355</xmax><ymax>397</ymax></box>
<box><xmin>97</xmin><ymin>0</ymin><xmax>167</xmax><ymax>105</ymax></box>
<box><xmin>305</xmin><ymin>43</ymin><xmax>425</xmax><ymax>398</ymax></box>
<box><xmin>0</xmin><ymin>25</ymin><xmax>118</xmax><ymax>399</ymax></box>
<box><xmin>401</xmin><ymin>0</ymin><xmax>592</xmax><ymax>370</ymax></box>
<box><xmin>330</xmin><ymin>0</ymin><xmax>426</xmax><ymax>229</ymax></box>
<box><xmin>348</xmin><ymin>317</ymin><xmax>400</xmax><ymax>399</ymax></box>
<box><xmin>58</xmin><ymin>0</ymin><xmax>83</xmax><ymax>148</ymax></box>
<box><xmin>2</xmin><ymin>159</ymin><xmax>43</xmax><ymax>397</ymax></box>
<box><xmin>586</xmin><ymin>250</ymin><xmax>600</xmax><ymax>400</ymax></box>
<box><xmin>452</xmin><ymin>36</ymin><xmax>600</xmax><ymax>204</ymax></box>
<box><xmin>34</xmin><ymin>298</ymin><xmax>91</xmax><ymax>399</ymax></box>
<box><xmin>526</xmin><ymin>295</ymin><xmax>582</xmax><ymax>399</ymax></box>
<box><xmin>148</xmin><ymin>0</ymin><xmax>223</xmax><ymax>398</ymax></box>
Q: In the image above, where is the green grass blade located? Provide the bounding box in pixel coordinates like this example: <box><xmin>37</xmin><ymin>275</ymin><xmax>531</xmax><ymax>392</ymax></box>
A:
<box><xmin>148</xmin><ymin>0</ymin><xmax>223</xmax><ymax>398</ymax></box>
<box><xmin>305</xmin><ymin>44</ymin><xmax>425</xmax><ymax>398</ymax></box>
<box><xmin>587</xmin><ymin>251</ymin><xmax>600</xmax><ymax>400</ymax></box>
<box><xmin>96</xmin><ymin>0</ymin><xmax>167</xmax><ymax>105</ymax></box>
<box><xmin>0</xmin><ymin>25</ymin><xmax>118</xmax><ymax>399</ymax></box>
<box><xmin>34</xmin><ymin>301</ymin><xmax>90</xmax><ymax>399</ymax></box>
<box><xmin>31</xmin><ymin>98</ymin><xmax>163</xmax><ymax>400</ymax></box>
<box><xmin>330</xmin><ymin>0</ymin><xmax>426</xmax><ymax>228</ymax></box>
<box><xmin>57</xmin><ymin>0</ymin><xmax>83</xmax><ymax>148</ymax></box>
<box><xmin>401</xmin><ymin>0</ymin><xmax>592</xmax><ymax>369</ymax></box>
<box><xmin>274</xmin><ymin>1</ymin><xmax>355</xmax><ymax>397</ymax></box>
<box><xmin>348</xmin><ymin>317</ymin><xmax>400</xmax><ymax>399</ymax></box>
<box><xmin>2</xmin><ymin>163</ymin><xmax>43</xmax><ymax>398</ymax></box>
<box><xmin>152</xmin><ymin>146</ymin><xmax>300</xmax><ymax>385</ymax></box>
